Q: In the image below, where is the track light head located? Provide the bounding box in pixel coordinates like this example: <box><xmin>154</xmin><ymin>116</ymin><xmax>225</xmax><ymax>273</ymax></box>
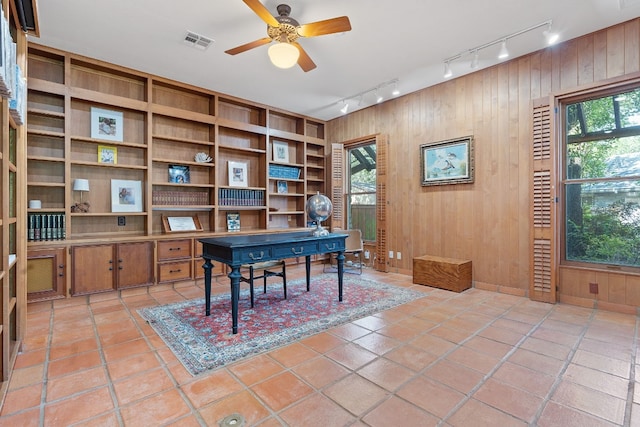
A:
<box><xmin>444</xmin><ymin>62</ymin><xmax>453</xmax><ymax>78</ymax></box>
<box><xmin>470</xmin><ymin>50</ymin><xmax>479</xmax><ymax>69</ymax></box>
<box><xmin>391</xmin><ymin>81</ymin><xmax>400</xmax><ymax>96</ymax></box>
<box><xmin>544</xmin><ymin>22</ymin><xmax>559</xmax><ymax>45</ymax></box>
<box><xmin>340</xmin><ymin>102</ymin><xmax>349</xmax><ymax>114</ymax></box>
<box><xmin>498</xmin><ymin>40</ymin><xmax>509</xmax><ymax>59</ymax></box>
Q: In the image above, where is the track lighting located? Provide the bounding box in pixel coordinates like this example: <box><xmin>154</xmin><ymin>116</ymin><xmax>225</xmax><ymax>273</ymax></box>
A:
<box><xmin>336</xmin><ymin>78</ymin><xmax>399</xmax><ymax>114</ymax></box>
<box><xmin>498</xmin><ymin>40</ymin><xmax>509</xmax><ymax>59</ymax></box>
<box><xmin>470</xmin><ymin>50</ymin><xmax>479</xmax><ymax>69</ymax></box>
<box><xmin>444</xmin><ymin>62</ymin><xmax>453</xmax><ymax>78</ymax></box>
<box><xmin>544</xmin><ymin>22</ymin><xmax>559</xmax><ymax>45</ymax></box>
<box><xmin>391</xmin><ymin>81</ymin><xmax>400</xmax><ymax>96</ymax></box>
<box><xmin>442</xmin><ymin>20</ymin><xmax>557</xmax><ymax>79</ymax></box>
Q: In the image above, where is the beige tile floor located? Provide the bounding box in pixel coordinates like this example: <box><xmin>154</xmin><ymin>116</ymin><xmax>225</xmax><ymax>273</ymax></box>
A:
<box><xmin>1</xmin><ymin>263</ymin><xmax>639</xmax><ymax>426</ymax></box>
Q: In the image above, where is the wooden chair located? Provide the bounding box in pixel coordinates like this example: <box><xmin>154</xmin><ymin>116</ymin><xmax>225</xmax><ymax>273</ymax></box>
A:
<box><xmin>240</xmin><ymin>260</ymin><xmax>287</xmax><ymax>307</ymax></box>
<box><xmin>324</xmin><ymin>229</ymin><xmax>364</xmax><ymax>274</ymax></box>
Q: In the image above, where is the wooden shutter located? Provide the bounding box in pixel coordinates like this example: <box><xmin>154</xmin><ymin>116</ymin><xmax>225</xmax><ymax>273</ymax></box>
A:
<box><xmin>530</xmin><ymin>99</ymin><xmax>556</xmax><ymax>302</ymax></box>
<box><xmin>330</xmin><ymin>143</ymin><xmax>344</xmax><ymax>231</ymax></box>
<box><xmin>375</xmin><ymin>135</ymin><xmax>388</xmax><ymax>272</ymax></box>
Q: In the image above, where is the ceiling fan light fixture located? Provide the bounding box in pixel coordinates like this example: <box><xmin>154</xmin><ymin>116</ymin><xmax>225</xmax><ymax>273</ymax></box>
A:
<box><xmin>268</xmin><ymin>41</ymin><xmax>300</xmax><ymax>69</ymax></box>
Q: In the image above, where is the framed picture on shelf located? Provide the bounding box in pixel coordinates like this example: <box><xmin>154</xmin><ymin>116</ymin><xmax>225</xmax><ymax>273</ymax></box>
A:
<box><xmin>272</xmin><ymin>141</ymin><xmax>289</xmax><ymax>163</ymax></box>
<box><xmin>168</xmin><ymin>164</ymin><xmax>190</xmax><ymax>183</ymax></box>
<box><xmin>227</xmin><ymin>212</ymin><xmax>240</xmax><ymax>232</ymax></box>
<box><xmin>420</xmin><ymin>136</ymin><xmax>474</xmax><ymax>186</ymax></box>
<box><xmin>228</xmin><ymin>161</ymin><xmax>248</xmax><ymax>187</ymax></box>
<box><xmin>277</xmin><ymin>180</ymin><xmax>288</xmax><ymax>194</ymax></box>
<box><xmin>97</xmin><ymin>145</ymin><xmax>117</xmax><ymax>164</ymax></box>
<box><xmin>111</xmin><ymin>179</ymin><xmax>143</xmax><ymax>212</ymax></box>
<box><xmin>91</xmin><ymin>107</ymin><xmax>123</xmax><ymax>142</ymax></box>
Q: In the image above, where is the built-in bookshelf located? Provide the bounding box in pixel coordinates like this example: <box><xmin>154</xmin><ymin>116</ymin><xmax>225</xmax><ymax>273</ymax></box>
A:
<box><xmin>24</xmin><ymin>42</ymin><xmax>327</xmax><ymax>299</ymax></box>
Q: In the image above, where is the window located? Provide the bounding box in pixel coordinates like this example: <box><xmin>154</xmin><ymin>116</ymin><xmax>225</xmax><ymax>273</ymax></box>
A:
<box><xmin>562</xmin><ymin>86</ymin><xmax>640</xmax><ymax>271</ymax></box>
<box><xmin>347</xmin><ymin>143</ymin><xmax>376</xmax><ymax>241</ymax></box>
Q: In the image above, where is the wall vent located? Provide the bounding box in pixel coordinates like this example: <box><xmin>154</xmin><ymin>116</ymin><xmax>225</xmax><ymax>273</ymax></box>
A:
<box><xmin>184</xmin><ymin>31</ymin><xmax>214</xmax><ymax>50</ymax></box>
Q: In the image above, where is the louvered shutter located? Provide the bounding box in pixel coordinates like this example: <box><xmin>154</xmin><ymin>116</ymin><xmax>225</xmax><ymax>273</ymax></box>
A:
<box><xmin>330</xmin><ymin>143</ymin><xmax>344</xmax><ymax>231</ymax></box>
<box><xmin>375</xmin><ymin>135</ymin><xmax>388</xmax><ymax>272</ymax></box>
<box><xmin>530</xmin><ymin>99</ymin><xmax>556</xmax><ymax>303</ymax></box>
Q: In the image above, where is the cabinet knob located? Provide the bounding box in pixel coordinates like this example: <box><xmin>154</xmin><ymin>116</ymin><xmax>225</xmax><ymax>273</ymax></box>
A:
<box><xmin>108</xmin><ymin>267</ymin><xmax>113</xmax><ymax>271</ymax></box>
<box><xmin>119</xmin><ymin>266</ymin><xmax>123</xmax><ymax>270</ymax></box>
<box><xmin>58</xmin><ymin>264</ymin><xmax>64</xmax><ymax>268</ymax></box>
<box><xmin>58</xmin><ymin>273</ymin><xmax>64</xmax><ymax>277</ymax></box>
<box><xmin>108</xmin><ymin>259</ymin><xmax>113</xmax><ymax>264</ymax></box>
<box><xmin>118</xmin><ymin>259</ymin><xmax>123</xmax><ymax>263</ymax></box>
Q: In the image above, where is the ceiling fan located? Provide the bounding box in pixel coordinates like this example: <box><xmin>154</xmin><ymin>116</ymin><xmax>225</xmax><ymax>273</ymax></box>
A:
<box><xmin>225</xmin><ymin>0</ymin><xmax>352</xmax><ymax>72</ymax></box>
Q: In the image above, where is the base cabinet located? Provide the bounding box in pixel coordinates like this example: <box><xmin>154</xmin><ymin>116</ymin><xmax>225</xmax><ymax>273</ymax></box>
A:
<box><xmin>27</xmin><ymin>248</ymin><xmax>67</xmax><ymax>302</ymax></box>
<box><xmin>71</xmin><ymin>242</ymin><xmax>154</xmax><ymax>295</ymax></box>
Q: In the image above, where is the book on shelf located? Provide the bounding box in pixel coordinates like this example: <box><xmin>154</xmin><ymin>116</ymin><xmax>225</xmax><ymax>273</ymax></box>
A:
<box><xmin>168</xmin><ymin>164</ymin><xmax>190</xmax><ymax>183</ymax></box>
<box><xmin>28</xmin><ymin>213</ymin><xmax>66</xmax><ymax>242</ymax></box>
<box><xmin>227</xmin><ymin>212</ymin><xmax>240</xmax><ymax>232</ymax></box>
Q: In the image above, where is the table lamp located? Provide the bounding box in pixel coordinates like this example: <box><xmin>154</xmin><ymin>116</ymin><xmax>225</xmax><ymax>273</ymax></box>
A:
<box><xmin>72</xmin><ymin>179</ymin><xmax>90</xmax><ymax>212</ymax></box>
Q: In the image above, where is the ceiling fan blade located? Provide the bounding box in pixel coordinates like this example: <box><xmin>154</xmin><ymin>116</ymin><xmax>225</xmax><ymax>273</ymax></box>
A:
<box><xmin>242</xmin><ymin>0</ymin><xmax>279</xmax><ymax>27</ymax></box>
<box><xmin>293</xmin><ymin>43</ymin><xmax>316</xmax><ymax>72</ymax></box>
<box><xmin>225</xmin><ymin>37</ymin><xmax>272</xmax><ymax>55</ymax></box>
<box><xmin>297</xmin><ymin>16</ymin><xmax>351</xmax><ymax>37</ymax></box>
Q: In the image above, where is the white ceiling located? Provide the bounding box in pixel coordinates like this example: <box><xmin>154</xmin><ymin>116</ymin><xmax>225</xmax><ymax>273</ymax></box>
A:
<box><xmin>29</xmin><ymin>0</ymin><xmax>640</xmax><ymax>121</ymax></box>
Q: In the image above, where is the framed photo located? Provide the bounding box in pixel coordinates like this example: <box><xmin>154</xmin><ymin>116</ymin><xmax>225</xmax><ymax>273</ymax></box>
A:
<box><xmin>420</xmin><ymin>136</ymin><xmax>474</xmax><ymax>186</ymax></box>
<box><xmin>111</xmin><ymin>179</ymin><xmax>143</xmax><ymax>212</ymax></box>
<box><xmin>272</xmin><ymin>141</ymin><xmax>289</xmax><ymax>163</ymax></box>
<box><xmin>168</xmin><ymin>164</ymin><xmax>190</xmax><ymax>183</ymax></box>
<box><xmin>97</xmin><ymin>145</ymin><xmax>117</xmax><ymax>164</ymax></box>
<box><xmin>228</xmin><ymin>161</ymin><xmax>248</xmax><ymax>187</ymax></box>
<box><xmin>277</xmin><ymin>180</ymin><xmax>288</xmax><ymax>194</ymax></box>
<box><xmin>91</xmin><ymin>107</ymin><xmax>124</xmax><ymax>142</ymax></box>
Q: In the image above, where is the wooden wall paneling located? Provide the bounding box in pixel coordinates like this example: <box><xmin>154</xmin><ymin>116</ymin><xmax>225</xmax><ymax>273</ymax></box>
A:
<box><xmin>593</xmin><ymin>29</ymin><xmax>608</xmax><ymax>82</ymax></box>
<box><xmin>577</xmin><ymin>35</ymin><xmax>595</xmax><ymax>86</ymax></box>
<box><xmin>607</xmin><ymin>25</ymin><xmax>627</xmax><ymax>78</ymax></box>
<box><xmin>624</xmin><ymin>20</ymin><xmax>640</xmax><ymax>74</ymax></box>
<box><xmin>625</xmin><ymin>274</ymin><xmax>640</xmax><ymax>306</ymax></box>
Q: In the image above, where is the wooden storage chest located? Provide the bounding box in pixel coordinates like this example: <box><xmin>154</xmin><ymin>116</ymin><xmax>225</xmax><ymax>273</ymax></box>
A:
<box><xmin>413</xmin><ymin>255</ymin><xmax>472</xmax><ymax>292</ymax></box>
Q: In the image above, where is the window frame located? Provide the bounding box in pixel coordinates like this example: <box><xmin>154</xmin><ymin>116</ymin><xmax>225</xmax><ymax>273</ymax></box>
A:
<box><xmin>558</xmin><ymin>81</ymin><xmax>640</xmax><ymax>274</ymax></box>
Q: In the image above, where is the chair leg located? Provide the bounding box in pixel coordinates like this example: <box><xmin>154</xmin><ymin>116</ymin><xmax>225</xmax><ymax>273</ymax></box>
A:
<box><xmin>282</xmin><ymin>262</ymin><xmax>287</xmax><ymax>299</ymax></box>
<box><xmin>249</xmin><ymin>266</ymin><xmax>255</xmax><ymax>308</ymax></box>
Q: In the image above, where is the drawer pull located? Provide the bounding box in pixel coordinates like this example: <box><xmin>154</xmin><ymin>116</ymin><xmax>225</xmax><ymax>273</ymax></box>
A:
<box><xmin>291</xmin><ymin>247</ymin><xmax>304</xmax><ymax>255</ymax></box>
<box><xmin>169</xmin><ymin>269</ymin><xmax>182</xmax><ymax>273</ymax></box>
<box><xmin>249</xmin><ymin>251</ymin><xmax>264</xmax><ymax>261</ymax></box>
<box><xmin>169</xmin><ymin>247</ymin><xmax>182</xmax><ymax>251</ymax></box>
<box><xmin>324</xmin><ymin>243</ymin><xmax>337</xmax><ymax>250</ymax></box>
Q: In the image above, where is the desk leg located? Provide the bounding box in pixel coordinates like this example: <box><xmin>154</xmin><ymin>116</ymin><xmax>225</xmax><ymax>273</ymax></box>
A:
<box><xmin>229</xmin><ymin>266</ymin><xmax>242</xmax><ymax>335</ymax></box>
<box><xmin>336</xmin><ymin>251</ymin><xmax>345</xmax><ymax>302</ymax></box>
<box><xmin>305</xmin><ymin>255</ymin><xmax>311</xmax><ymax>291</ymax></box>
<box><xmin>203</xmin><ymin>259</ymin><xmax>213</xmax><ymax>316</ymax></box>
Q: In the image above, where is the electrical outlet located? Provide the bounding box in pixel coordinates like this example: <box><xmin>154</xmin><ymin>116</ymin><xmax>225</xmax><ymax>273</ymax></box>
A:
<box><xmin>117</xmin><ymin>216</ymin><xmax>126</xmax><ymax>226</ymax></box>
<box><xmin>364</xmin><ymin>250</ymin><xmax>370</xmax><ymax>259</ymax></box>
<box><xmin>589</xmin><ymin>282</ymin><xmax>599</xmax><ymax>294</ymax></box>
<box><xmin>388</xmin><ymin>251</ymin><xmax>394</xmax><ymax>259</ymax></box>
<box><xmin>397</xmin><ymin>252</ymin><xmax>402</xmax><ymax>260</ymax></box>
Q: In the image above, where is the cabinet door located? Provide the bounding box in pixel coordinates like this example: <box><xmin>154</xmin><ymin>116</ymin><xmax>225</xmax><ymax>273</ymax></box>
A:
<box><xmin>27</xmin><ymin>248</ymin><xmax>67</xmax><ymax>302</ymax></box>
<box><xmin>71</xmin><ymin>244</ymin><xmax>116</xmax><ymax>295</ymax></box>
<box><xmin>117</xmin><ymin>242</ymin><xmax>154</xmax><ymax>289</ymax></box>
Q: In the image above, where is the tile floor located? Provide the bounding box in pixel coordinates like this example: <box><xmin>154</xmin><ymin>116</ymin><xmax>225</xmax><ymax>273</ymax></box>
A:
<box><xmin>1</xmin><ymin>264</ymin><xmax>639</xmax><ymax>426</ymax></box>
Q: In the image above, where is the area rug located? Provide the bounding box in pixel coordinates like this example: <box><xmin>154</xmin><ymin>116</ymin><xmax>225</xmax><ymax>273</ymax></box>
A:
<box><xmin>139</xmin><ymin>274</ymin><xmax>424</xmax><ymax>375</ymax></box>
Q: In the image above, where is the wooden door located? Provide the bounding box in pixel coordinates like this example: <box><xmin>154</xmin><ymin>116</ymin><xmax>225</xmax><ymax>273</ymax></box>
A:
<box><xmin>117</xmin><ymin>241</ymin><xmax>154</xmax><ymax>289</ymax></box>
<box><xmin>71</xmin><ymin>244</ymin><xmax>116</xmax><ymax>295</ymax></box>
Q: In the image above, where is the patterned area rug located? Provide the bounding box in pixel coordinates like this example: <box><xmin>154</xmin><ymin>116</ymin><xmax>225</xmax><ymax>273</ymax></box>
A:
<box><xmin>139</xmin><ymin>274</ymin><xmax>423</xmax><ymax>375</ymax></box>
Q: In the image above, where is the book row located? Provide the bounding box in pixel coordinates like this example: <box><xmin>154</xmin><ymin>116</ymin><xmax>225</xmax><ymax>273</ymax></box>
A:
<box><xmin>28</xmin><ymin>213</ymin><xmax>66</xmax><ymax>241</ymax></box>
<box><xmin>152</xmin><ymin>191</ymin><xmax>209</xmax><ymax>206</ymax></box>
<box><xmin>268</xmin><ymin>164</ymin><xmax>301</xmax><ymax>179</ymax></box>
<box><xmin>218</xmin><ymin>188</ymin><xmax>265</xmax><ymax>206</ymax></box>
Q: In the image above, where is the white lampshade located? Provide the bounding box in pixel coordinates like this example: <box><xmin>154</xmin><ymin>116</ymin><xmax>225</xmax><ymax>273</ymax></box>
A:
<box><xmin>73</xmin><ymin>178</ymin><xmax>90</xmax><ymax>192</ymax></box>
<box><xmin>268</xmin><ymin>42</ymin><xmax>300</xmax><ymax>69</ymax></box>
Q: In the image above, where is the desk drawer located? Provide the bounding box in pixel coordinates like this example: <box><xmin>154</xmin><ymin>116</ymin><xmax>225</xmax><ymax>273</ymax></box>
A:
<box><xmin>158</xmin><ymin>239</ymin><xmax>192</xmax><ymax>261</ymax></box>
<box><xmin>272</xmin><ymin>242</ymin><xmax>319</xmax><ymax>258</ymax></box>
<box><xmin>158</xmin><ymin>260</ymin><xmax>192</xmax><ymax>283</ymax></box>
<box><xmin>237</xmin><ymin>248</ymin><xmax>272</xmax><ymax>263</ymax></box>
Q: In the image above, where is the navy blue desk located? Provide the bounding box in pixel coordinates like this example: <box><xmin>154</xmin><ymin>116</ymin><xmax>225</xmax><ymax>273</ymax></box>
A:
<box><xmin>199</xmin><ymin>231</ymin><xmax>347</xmax><ymax>334</ymax></box>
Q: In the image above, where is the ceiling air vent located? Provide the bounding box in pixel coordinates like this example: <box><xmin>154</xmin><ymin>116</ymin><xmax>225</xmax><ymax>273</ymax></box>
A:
<box><xmin>184</xmin><ymin>31</ymin><xmax>214</xmax><ymax>50</ymax></box>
